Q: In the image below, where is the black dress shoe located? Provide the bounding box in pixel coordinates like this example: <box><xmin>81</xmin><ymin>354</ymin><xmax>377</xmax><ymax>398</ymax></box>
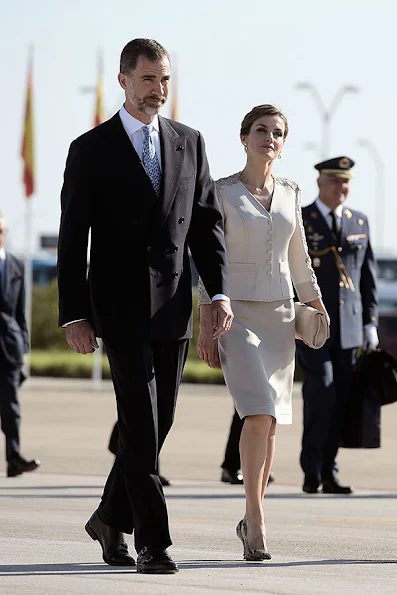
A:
<box><xmin>159</xmin><ymin>475</ymin><xmax>171</xmax><ymax>487</ymax></box>
<box><xmin>136</xmin><ymin>546</ymin><xmax>178</xmax><ymax>574</ymax></box>
<box><xmin>7</xmin><ymin>454</ymin><xmax>40</xmax><ymax>477</ymax></box>
<box><xmin>322</xmin><ymin>477</ymin><xmax>353</xmax><ymax>494</ymax></box>
<box><xmin>85</xmin><ymin>510</ymin><xmax>135</xmax><ymax>566</ymax></box>
<box><xmin>221</xmin><ymin>469</ymin><xmax>244</xmax><ymax>484</ymax></box>
<box><xmin>303</xmin><ymin>473</ymin><xmax>321</xmax><ymax>494</ymax></box>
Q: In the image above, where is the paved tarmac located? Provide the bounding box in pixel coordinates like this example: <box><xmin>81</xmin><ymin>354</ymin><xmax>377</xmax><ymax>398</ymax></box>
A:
<box><xmin>0</xmin><ymin>377</ymin><xmax>396</xmax><ymax>594</ymax></box>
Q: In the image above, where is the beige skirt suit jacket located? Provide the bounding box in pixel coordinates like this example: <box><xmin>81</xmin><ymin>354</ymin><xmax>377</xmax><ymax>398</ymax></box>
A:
<box><xmin>199</xmin><ymin>174</ymin><xmax>321</xmax><ymax>423</ymax></box>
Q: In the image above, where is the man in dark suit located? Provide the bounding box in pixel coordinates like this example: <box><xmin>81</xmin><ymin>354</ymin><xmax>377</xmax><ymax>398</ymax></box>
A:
<box><xmin>297</xmin><ymin>157</ymin><xmax>378</xmax><ymax>494</ymax></box>
<box><xmin>107</xmin><ymin>421</ymin><xmax>171</xmax><ymax>486</ymax></box>
<box><xmin>0</xmin><ymin>216</ymin><xmax>40</xmax><ymax>478</ymax></box>
<box><xmin>57</xmin><ymin>38</ymin><xmax>232</xmax><ymax>574</ymax></box>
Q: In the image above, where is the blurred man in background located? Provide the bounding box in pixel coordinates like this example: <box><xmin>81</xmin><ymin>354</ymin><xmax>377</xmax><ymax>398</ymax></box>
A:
<box><xmin>297</xmin><ymin>157</ymin><xmax>378</xmax><ymax>494</ymax></box>
<box><xmin>0</xmin><ymin>215</ymin><xmax>40</xmax><ymax>477</ymax></box>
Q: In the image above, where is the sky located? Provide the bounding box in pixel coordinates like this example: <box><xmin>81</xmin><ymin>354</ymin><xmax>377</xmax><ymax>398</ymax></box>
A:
<box><xmin>1</xmin><ymin>0</ymin><xmax>396</xmax><ymax>257</ymax></box>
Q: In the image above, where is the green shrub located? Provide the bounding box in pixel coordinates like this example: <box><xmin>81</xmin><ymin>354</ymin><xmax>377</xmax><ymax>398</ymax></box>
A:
<box><xmin>31</xmin><ymin>280</ymin><xmax>67</xmax><ymax>349</ymax></box>
<box><xmin>30</xmin><ymin>283</ymin><xmax>301</xmax><ymax>382</ymax></box>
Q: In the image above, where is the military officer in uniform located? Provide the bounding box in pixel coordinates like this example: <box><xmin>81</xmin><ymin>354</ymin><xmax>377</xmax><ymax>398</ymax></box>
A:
<box><xmin>297</xmin><ymin>156</ymin><xmax>379</xmax><ymax>494</ymax></box>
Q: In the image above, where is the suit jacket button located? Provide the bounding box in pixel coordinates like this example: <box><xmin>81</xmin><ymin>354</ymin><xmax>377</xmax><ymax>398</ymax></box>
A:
<box><xmin>178</xmin><ymin>217</ymin><xmax>185</xmax><ymax>224</ymax></box>
<box><xmin>338</xmin><ymin>246</ymin><xmax>342</xmax><ymax>252</ymax></box>
<box><xmin>173</xmin><ymin>272</ymin><xmax>179</xmax><ymax>278</ymax></box>
<box><xmin>173</xmin><ymin>246</ymin><xmax>179</xmax><ymax>252</ymax></box>
<box><xmin>131</xmin><ymin>219</ymin><xmax>138</xmax><ymax>225</ymax></box>
<box><xmin>147</xmin><ymin>246</ymin><xmax>152</xmax><ymax>252</ymax></box>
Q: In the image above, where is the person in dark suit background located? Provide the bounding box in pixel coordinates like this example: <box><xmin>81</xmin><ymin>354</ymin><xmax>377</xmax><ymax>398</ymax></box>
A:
<box><xmin>0</xmin><ymin>215</ymin><xmax>40</xmax><ymax>478</ymax></box>
<box><xmin>297</xmin><ymin>157</ymin><xmax>378</xmax><ymax>494</ymax></box>
<box><xmin>57</xmin><ymin>38</ymin><xmax>233</xmax><ymax>574</ymax></box>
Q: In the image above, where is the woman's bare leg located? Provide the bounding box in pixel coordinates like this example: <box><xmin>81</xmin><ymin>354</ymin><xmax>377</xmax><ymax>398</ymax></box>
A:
<box><xmin>240</xmin><ymin>414</ymin><xmax>274</xmax><ymax>549</ymax></box>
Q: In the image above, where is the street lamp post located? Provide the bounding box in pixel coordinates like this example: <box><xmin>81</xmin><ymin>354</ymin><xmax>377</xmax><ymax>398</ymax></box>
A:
<box><xmin>295</xmin><ymin>83</ymin><xmax>359</xmax><ymax>158</ymax></box>
<box><xmin>356</xmin><ymin>139</ymin><xmax>385</xmax><ymax>250</ymax></box>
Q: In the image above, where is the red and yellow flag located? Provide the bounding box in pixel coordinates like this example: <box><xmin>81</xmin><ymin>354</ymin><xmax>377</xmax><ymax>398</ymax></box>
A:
<box><xmin>93</xmin><ymin>51</ymin><xmax>105</xmax><ymax>127</ymax></box>
<box><xmin>21</xmin><ymin>51</ymin><xmax>35</xmax><ymax>198</ymax></box>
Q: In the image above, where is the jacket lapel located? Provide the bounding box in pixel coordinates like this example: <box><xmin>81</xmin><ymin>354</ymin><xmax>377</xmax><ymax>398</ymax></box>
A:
<box><xmin>340</xmin><ymin>207</ymin><xmax>352</xmax><ymax>247</ymax></box>
<box><xmin>309</xmin><ymin>202</ymin><xmax>334</xmax><ymax>243</ymax></box>
<box><xmin>4</xmin><ymin>254</ymin><xmax>16</xmax><ymax>302</ymax></box>
<box><xmin>0</xmin><ymin>259</ymin><xmax>5</xmax><ymax>302</ymax></box>
<box><xmin>153</xmin><ymin>117</ymin><xmax>186</xmax><ymax>234</ymax></box>
<box><xmin>103</xmin><ymin>113</ymin><xmax>158</xmax><ymax>203</ymax></box>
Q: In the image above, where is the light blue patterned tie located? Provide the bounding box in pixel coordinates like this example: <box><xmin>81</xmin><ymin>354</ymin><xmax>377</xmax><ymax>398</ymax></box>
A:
<box><xmin>142</xmin><ymin>125</ymin><xmax>161</xmax><ymax>196</ymax></box>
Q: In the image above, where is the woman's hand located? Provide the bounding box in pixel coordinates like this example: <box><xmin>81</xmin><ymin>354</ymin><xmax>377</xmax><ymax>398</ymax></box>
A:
<box><xmin>308</xmin><ymin>298</ymin><xmax>330</xmax><ymax>324</ymax></box>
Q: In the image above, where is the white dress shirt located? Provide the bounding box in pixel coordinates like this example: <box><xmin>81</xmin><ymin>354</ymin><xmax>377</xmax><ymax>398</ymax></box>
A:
<box><xmin>119</xmin><ymin>106</ymin><xmax>162</xmax><ymax>168</ymax></box>
<box><xmin>315</xmin><ymin>198</ymin><xmax>343</xmax><ymax>230</ymax></box>
<box><xmin>0</xmin><ymin>247</ymin><xmax>5</xmax><ymax>260</ymax></box>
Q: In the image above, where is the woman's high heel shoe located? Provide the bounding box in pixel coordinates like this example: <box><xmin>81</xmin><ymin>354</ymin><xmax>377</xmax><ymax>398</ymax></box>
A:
<box><xmin>236</xmin><ymin>518</ymin><xmax>271</xmax><ymax>561</ymax></box>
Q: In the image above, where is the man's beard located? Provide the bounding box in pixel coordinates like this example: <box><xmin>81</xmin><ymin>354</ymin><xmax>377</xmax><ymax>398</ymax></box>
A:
<box><xmin>128</xmin><ymin>88</ymin><xmax>166</xmax><ymax>116</ymax></box>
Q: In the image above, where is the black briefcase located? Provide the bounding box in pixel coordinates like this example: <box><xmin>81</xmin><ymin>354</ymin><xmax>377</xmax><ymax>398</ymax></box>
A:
<box><xmin>340</xmin><ymin>349</ymin><xmax>397</xmax><ymax>449</ymax></box>
<box><xmin>362</xmin><ymin>349</ymin><xmax>397</xmax><ymax>406</ymax></box>
<box><xmin>340</xmin><ymin>370</ymin><xmax>381</xmax><ymax>449</ymax></box>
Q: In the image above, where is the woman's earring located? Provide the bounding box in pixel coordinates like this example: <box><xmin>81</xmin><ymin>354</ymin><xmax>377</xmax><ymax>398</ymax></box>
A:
<box><xmin>278</xmin><ymin>153</ymin><xmax>282</xmax><ymax>159</ymax></box>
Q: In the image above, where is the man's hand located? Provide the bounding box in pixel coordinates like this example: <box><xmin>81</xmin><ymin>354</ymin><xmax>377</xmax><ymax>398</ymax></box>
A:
<box><xmin>211</xmin><ymin>300</ymin><xmax>233</xmax><ymax>339</ymax></box>
<box><xmin>65</xmin><ymin>320</ymin><xmax>99</xmax><ymax>354</ymax></box>
<box><xmin>362</xmin><ymin>324</ymin><xmax>379</xmax><ymax>351</ymax></box>
<box><xmin>197</xmin><ymin>330</ymin><xmax>221</xmax><ymax>369</ymax></box>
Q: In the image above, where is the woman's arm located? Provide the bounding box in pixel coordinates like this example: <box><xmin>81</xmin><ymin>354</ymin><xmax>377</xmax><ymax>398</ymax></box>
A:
<box><xmin>288</xmin><ymin>186</ymin><xmax>322</xmax><ymax>303</ymax></box>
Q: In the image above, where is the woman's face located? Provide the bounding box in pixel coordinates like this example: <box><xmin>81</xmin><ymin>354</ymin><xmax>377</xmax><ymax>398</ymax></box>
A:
<box><xmin>242</xmin><ymin>115</ymin><xmax>286</xmax><ymax>161</ymax></box>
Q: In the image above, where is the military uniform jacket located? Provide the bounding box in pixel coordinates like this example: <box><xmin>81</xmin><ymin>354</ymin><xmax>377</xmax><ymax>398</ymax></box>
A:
<box><xmin>302</xmin><ymin>201</ymin><xmax>378</xmax><ymax>349</ymax></box>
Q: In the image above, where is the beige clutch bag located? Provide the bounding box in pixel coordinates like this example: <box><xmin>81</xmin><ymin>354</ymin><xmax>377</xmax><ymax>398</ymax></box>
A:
<box><xmin>294</xmin><ymin>303</ymin><xmax>330</xmax><ymax>349</ymax></box>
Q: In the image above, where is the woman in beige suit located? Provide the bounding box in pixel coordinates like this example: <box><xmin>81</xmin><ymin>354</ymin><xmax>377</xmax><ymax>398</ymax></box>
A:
<box><xmin>197</xmin><ymin>104</ymin><xmax>327</xmax><ymax>561</ymax></box>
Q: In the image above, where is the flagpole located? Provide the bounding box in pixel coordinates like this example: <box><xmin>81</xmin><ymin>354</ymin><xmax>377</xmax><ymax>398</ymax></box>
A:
<box><xmin>24</xmin><ymin>199</ymin><xmax>33</xmax><ymax>376</ymax></box>
<box><xmin>21</xmin><ymin>45</ymin><xmax>35</xmax><ymax>377</ymax></box>
<box><xmin>92</xmin><ymin>48</ymin><xmax>104</xmax><ymax>390</ymax></box>
<box><xmin>171</xmin><ymin>55</ymin><xmax>178</xmax><ymax>121</ymax></box>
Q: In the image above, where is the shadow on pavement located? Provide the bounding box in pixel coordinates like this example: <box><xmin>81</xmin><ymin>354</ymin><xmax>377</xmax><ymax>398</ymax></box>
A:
<box><xmin>0</xmin><ymin>558</ymin><xmax>395</xmax><ymax>576</ymax></box>
<box><xmin>0</xmin><ymin>490</ymin><xmax>396</xmax><ymax>500</ymax></box>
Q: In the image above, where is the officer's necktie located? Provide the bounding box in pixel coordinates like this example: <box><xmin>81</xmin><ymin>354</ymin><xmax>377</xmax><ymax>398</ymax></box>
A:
<box><xmin>142</xmin><ymin>125</ymin><xmax>161</xmax><ymax>196</ymax></box>
<box><xmin>330</xmin><ymin>210</ymin><xmax>341</xmax><ymax>246</ymax></box>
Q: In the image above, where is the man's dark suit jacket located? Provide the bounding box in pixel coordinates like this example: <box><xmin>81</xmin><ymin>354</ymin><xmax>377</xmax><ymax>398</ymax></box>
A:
<box><xmin>57</xmin><ymin>113</ymin><xmax>229</xmax><ymax>340</ymax></box>
<box><xmin>0</xmin><ymin>253</ymin><xmax>29</xmax><ymax>367</ymax></box>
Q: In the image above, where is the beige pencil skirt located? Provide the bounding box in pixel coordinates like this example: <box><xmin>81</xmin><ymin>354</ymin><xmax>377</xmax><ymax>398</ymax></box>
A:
<box><xmin>218</xmin><ymin>299</ymin><xmax>295</xmax><ymax>424</ymax></box>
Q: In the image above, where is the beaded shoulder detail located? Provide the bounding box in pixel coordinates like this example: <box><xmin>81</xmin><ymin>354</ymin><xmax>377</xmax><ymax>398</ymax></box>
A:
<box><xmin>275</xmin><ymin>177</ymin><xmax>299</xmax><ymax>192</ymax></box>
<box><xmin>215</xmin><ymin>173</ymin><xmax>241</xmax><ymax>191</ymax></box>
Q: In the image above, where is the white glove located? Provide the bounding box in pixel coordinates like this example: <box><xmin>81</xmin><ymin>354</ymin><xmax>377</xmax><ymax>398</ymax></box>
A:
<box><xmin>362</xmin><ymin>324</ymin><xmax>379</xmax><ymax>351</ymax></box>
